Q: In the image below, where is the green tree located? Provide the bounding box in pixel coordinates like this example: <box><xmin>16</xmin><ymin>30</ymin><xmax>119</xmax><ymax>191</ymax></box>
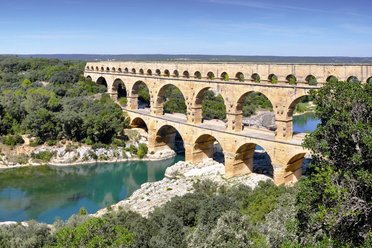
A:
<box><xmin>297</xmin><ymin>80</ymin><xmax>371</xmax><ymax>246</ymax></box>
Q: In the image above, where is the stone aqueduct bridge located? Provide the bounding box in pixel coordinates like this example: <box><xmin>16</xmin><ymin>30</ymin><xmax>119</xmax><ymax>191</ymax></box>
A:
<box><xmin>84</xmin><ymin>62</ymin><xmax>372</xmax><ymax>185</ymax></box>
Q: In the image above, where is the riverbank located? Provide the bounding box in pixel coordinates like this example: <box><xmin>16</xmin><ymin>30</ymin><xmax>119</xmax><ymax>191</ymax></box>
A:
<box><xmin>94</xmin><ymin>158</ymin><xmax>271</xmax><ymax>218</ymax></box>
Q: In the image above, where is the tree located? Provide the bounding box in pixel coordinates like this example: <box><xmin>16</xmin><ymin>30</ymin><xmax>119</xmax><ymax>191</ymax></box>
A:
<box><xmin>297</xmin><ymin>80</ymin><xmax>371</xmax><ymax>246</ymax></box>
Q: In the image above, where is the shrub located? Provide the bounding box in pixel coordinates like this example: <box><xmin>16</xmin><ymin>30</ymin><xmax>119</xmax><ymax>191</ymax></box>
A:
<box><xmin>1</xmin><ymin>134</ymin><xmax>24</xmax><ymax>146</ymax></box>
<box><xmin>16</xmin><ymin>154</ymin><xmax>29</xmax><ymax>164</ymax></box>
<box><xmin>137</xmin><ymin>143</ymin><xmax>148</xmax><ymax>159</ymax></box>
<box><xmin>129</xmin><ymin>144</ymin><xmax>137</xmax><ymax>155</ymax></box>
<box><xmin>46</xmin><ymin>139</ymin><xmax>57</xmax><ymax>146</ymax></box>
<box><xmin>118</xmin><ymin>97</ymin><xmax>127</xmax><ymax>106</ymax></box>
<box><xmin>30</xmin><ymin>137</ymin><xmax>44</xmax><ymax>147</ymax></box>
<box><xmin>31</xmin><ymin>150</ymin><xmax>54</xmax><ymax>162</ymax></box>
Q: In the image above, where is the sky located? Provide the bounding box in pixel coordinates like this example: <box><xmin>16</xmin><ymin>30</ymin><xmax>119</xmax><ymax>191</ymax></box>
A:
<box><xmin>0</xmin><ymin>0</ymin><xmax>371</xmax><ymax>56</ymax></box>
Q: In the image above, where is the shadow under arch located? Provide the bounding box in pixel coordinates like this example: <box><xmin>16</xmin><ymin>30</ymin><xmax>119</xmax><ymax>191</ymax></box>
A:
<box><xmin>131</xmin><ymin>81</ymin><xmax>150</xmax><ymax>109</ymax></box>
<box><xmin>156</xmin><ymin>84</ymin><xmax>187</xmax><ymax>115</ymax></box>
<box><xmin>193</xmin><ymin>87</ymin><xmax>227</xmax><ymax>123</ymax></box>
<box><xmin>155</xmin><ymin>125</ymin><xmax>185</xmax><ymax>155</ymax></box>
<box><xmin>193</xmin><ymin>134</ymin><xmax>224</xmax><ymax>164</ymax></box>
<box><xmin>112</xmin><ymin>78</ymin><xmax>127</xmax><ymax>100</ymax></box>
<box><xmin>96</xmin><ymin>77</ymin><xmax>108</xmax><ymax>91</ymax></box>
<box><xmin>130</xmin><ymin>117</ymin><xmax>148</xmax><ymax>132</ymax></box>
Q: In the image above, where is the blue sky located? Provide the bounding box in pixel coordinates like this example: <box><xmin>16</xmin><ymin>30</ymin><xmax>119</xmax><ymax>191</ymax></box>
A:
<box><xmin>0</xmin><ymin>0</ymin><xmax>371</xmax><ymax>56</ymax></box>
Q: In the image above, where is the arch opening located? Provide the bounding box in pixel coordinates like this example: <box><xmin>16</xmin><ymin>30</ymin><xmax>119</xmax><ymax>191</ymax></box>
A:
<box><xmin>164</xmin><ymin>70</ymin><xmax>170</xmax><ymax>77</ymax></box>
<box><xmin>207</xmin><ymin>71</ymin><xmax>215</xmax><ymax>80</ymax></box>
<box><xmin>173</xmin><ymin>70</ymin><xmax>179</xmax><ymax>77</ymax></box>
<box><xmin>131</xmin><ymin>68</ymin><xmax>136</xmax><ymax>74</ymax></box>
<box><xmin>86</xmin><ymin>76</ymin><xmax>92</xmax><ymax>81</ymax></box>
<box><xmin>347</xmin><ymin>76</ymin><xmax>360</xmax><ymax>83</ymax></box>
<box><xmin>251</xmin><ymin>73</ymin><xmax>261</xmax><ymax>83</ymax></box>
<box><xmin>139</xmin><ymin>69</ymin><xmax>144</xmax><ymax>75</ymax></box>
<box><xmin>367</xmin><ymin>77</ymin><xmax>372</xmax><ymax>84</ymax></box>
<box><xmin>130</xmin><ymin>117</ymin><xmax>148</xmax><ymax>133</ymax></box>
<box><xmin>147</xmin><ymin>69</ymin><xmax>152</xmax><ymax>75</ymax></box>
<box><xmin>233</xmin><ymin>144</ymin><xmax>273</xmax><ymax>177</ymax></box>
<box><xmin>106</xmin><ymin>67</ymin><xmax>110</xmax><ymax>72</ymax></box>
<box><xmin>194</xmin><ymin>71</ymin><xmax>202</xmax><ymax>79</ymax></box>
<box><xmin>235</xmin><ymin>72</ymin><xmax>245</xmax><ymax>82</ymax></box>
<box><xmin>268</xmin><ymin>74</ymin><xmax>278</xmax><ymax>84</ymax></box>
<box><xmin>124</xmin><ymin>68</ymin><xmax>129</xmax><ymax>73</ymax></box>
<box><xmin>156</xmin><ymin>69</ymin><xmax>161</xmax><ymax>76</ymax></box>
<box><xmin>111</xmin><ymin>67</ymin><xmax>116</xmax><ymax>72</ymax></box>
<box><xmin>194</xmin><ymin>134</ymin><xmax>224</xmax><ymax>164</ymax></box>
<box><xmin>132</xmin><ymin>81</ymin><xmax>150</xmax><ymax>110</ymax></box>
<box><xmin>237</xmin><ymin>91</ymin><xmax>274</xmax><ymax>131</ymax></box>
<box><xmin>112</xmin><ymin>79</ymin><xmax>127</xmax><ymax>105</ymax></box>
<box><xmin>96</xmin><ymin>77</ymin><xmax>108</xmax><ymax>92</ymax></box>
<box><xmin>118</xmin><ymin>68</ymin><xmax>122</xmax><ymax>73</ymax></box>
<box><xmin>288</xmin><ymin>95</ymin><xmax>319</xmax><ymax>135</ymax></box>
<box><xmin>157</xmin><ymin>84</ymin><xmax>187</xmax><ymax>116</ymax></box>
<box><xmin>194</xmin><ymin>88</ymin><xmax>227</xmax><ymax>125</ymax></box>
<box><xmin>155</xmin><ymin>125</ymin><xmax>185</xmax><ymax>155</ymax></box>
<box><xmin>286</xmin><ymin>74</ymin><xmax>297</xmax><ymax>85</ymax></box>
<box><xmin>221</xmin><ymin>72</ymin><xmax>229</xmax><ymax>81</ymax></box>
<box><xmin>285</xmin><ymin>153</ymin><xmax>306</xmax><ymax>184</ymax></box>
<box><xmin>305</xmin><ymin>75</ymin><xmax>317</xmax><ymax>85</ymax></box>
<box><xmin>326</xmin><ymin>75</ymin><xmax>338</xmax><ymax>83</ymax></box>
<box><xmin>183</xmin><ymin>71</ymin><xmax>190</xmax><ymax>78</ymax></box>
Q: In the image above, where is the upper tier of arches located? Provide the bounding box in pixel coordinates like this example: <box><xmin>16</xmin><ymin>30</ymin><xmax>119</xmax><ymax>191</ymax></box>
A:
<box><xmin>85</xmin><ymin>63</ymin><xmax>372</xmax><ymax>85</ymax></box>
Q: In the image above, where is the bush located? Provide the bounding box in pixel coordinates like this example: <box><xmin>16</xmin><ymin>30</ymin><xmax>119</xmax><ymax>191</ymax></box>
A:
<box><xmin>129</xmin><ymin>144</ymin><xmax>138</xmax><ymax>155</ymax></box>
<box><xmin>118</xmin><ymin>97</ymin><xmax>127</xmax><ymax>106</ymax></box>
<box><xmin>1</xmin><ymin>134</ymin><xmax>24</xmax><ymax>146</ymax></box>
<box><xmin>31</xmin><ymin>150</ymin><xmax>54</xmax><ymax>162</ymax></box>
<box><xmin>30</xmin><ymin>137</ymin><xmax>44</xmax><ymax>147</ymax></box>
<box><xmin>137</xmin><ymin>143</ymin><xmax>148</xmax><ymax>158</ymax></box>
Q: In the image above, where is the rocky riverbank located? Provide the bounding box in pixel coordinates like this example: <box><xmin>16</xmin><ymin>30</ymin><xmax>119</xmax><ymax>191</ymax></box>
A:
<box><xmin>94</xmin><ymin>158</ymin><xmax>271</xmax><ymax>218</ymax></box>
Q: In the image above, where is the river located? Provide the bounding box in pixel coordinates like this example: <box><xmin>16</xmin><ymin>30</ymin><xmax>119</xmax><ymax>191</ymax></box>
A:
<box><xmin>293</xmin><ymin>112</ymin><xmax>320</xmax><ymax>133</ymax></box>
<box><xmin>0</xmin><ymin>155</ymin><xmax>184</xmax><ymax>224</ymax></box>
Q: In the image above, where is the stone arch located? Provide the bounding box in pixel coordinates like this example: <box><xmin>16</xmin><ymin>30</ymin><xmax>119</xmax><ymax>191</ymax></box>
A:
<box><xmin>111</xmin><ymin>67</ymin><xmax>116</xmax><ymax>72</ymax></box>
<box><xmin>130</xmin><ymin>117</ymin><xmax>148</xmax><ymax>132</ymax></box>
<box><xmin>367</xmin><ymin>77</ymin><xmax>372</xmax><ymax>84</ymax></box>
<box><xmin>194</xmin><ymin>71</ymin><xmax>202</xmax><ymax>79</ymax></box>
<box><xmin>193</xmin><ymin>87</ymin><xmax>227</xmax><ymax>124</ymax></box>
<box><xmin>118</xmin><ymin>68</ymin><xmax>122</xmax><ymax>73</ymax></box>
<box><xmin>154</xmin><ymin>125</ymin><xmax>185</xmax><ymax>154</ymax></box>
<box><xmin>139</xmin><ymin>69</ymin><xmax>144</xmax><ymax>75</ymax></box>
<box><xmin>86</xmin><ymin>66</ymin><xmax>90</xmax><ymax>70</ymax></box>
<box><xmin>156</xmin><ymin>69</ymin><xmax>161</xmax><ymax>76</ymax></box>
<box><xmin>251</xmin><ymin>73</ymin><xmax>261</xmax><ymax>83</ymax></box>
<box><xmin>235</xmin><ymin>72</ymin><xmax>245</xmax><ymax>82</ymax></box>
<box><xmin>112</xmin><ymin>78</ymin><xmax>127</xmax><ymax>101</ymax></box>
<box><xmin>131</xmin><ymin>68</ymin><xmax>136</xmax><ymax>74</ymax></box>
<box><xmin>347</xmin><ymin>76</ymin><xmax>359</xmax><ymax>83</ymax></box>
<box><xmin>326</xmin><ymin>75</ymin><xmax>338</xmax><ymax>83</ymax></box>
<box><xmin>147</xmin><ymin>69</ymin><xmax>152</xmax><ymax>75</ymax></box>
<box><xmin>207</xmin><ymin>71</ymin><xmax>215</xmax><ymax>80</ymax></box>
<box><xmin>155</xmin><ymin>84</ymin><xmax>187</xmax><ymax>115</ymax></box>
<box><xmin>101</xmin><ymin>66</ymin><xmax>104</xmax><ymax>72</ymax></box>
<box><xmin>90</xmin><ymin>66</ymin><xmax>94</xmax><ymax>70</ymax></box>
<box><xmin>95</xmin><ymin>66</ymin><xmax>99</xmax><ymax>71</ymax></box>
<box><xmin>305</xmin><ymin>75</ymin><xmax>317</xmax><ymax>85</ymax></box>
<box><xmin>286</xmin><ymin>74</ymin><xmax>297</xmax><ymax>84</ymax></box>
<box><xmin>183</xmin><ymin>71</ymin><xmax>190</xmax><ymax>78</ymax></box>
<box><xmin>268</xmin><ymin>74</ymin><xmax>278</xmax><ymax>84</ymax></box>
<box><xmin>96</xmin><ymin>76</ymin><xmax>108</xmax><ymax>90</ymax></box>
<box><xmin>220</xmin><ymin>72</ymin><xmax>229</xmax><ymax>81</ymax></box>
<box><xmin>131</xmin><ymin>81</ymin><xmax>150</xmax><ymax>109</ymax></box>
<box><xmin>86</xmin><ymin>75</ymin><xmax>92</xmax><ymax>81</ymax></box>
<box><xmin>193</xmin><ymin>134</ymin><xmax>224</xmax><ymax>164</ymax></box>
<box><xmin>124</xmin><ymin>68</ymin><xmax>129</xmax><ymax>73</ymax></box>
<box><xmin>173</xmin><ymin>70</ymin><xmax>179</xmax><ymax>77</ymax></box>
<box><xmin>164</xmin><ymin>69</ymin><xmax>170</xmax><ymax>77</ymax></box>
<box><xmin>106</xmin><ymin>67</ymin><xmax>110</xmax><ymax>72</ymax></box>
<box><xmin>284</xmin><ymin>153</ymin><xmax>306</xmax><ymax>184</ymax></box>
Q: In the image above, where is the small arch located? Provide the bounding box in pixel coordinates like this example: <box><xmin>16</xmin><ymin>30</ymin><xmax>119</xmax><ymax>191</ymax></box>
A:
<box><xmin>86</xmin><ymin>66</ymin><xmax>90</xmax><ymax>70</ymax></box>
<box><xmin>86</xmin><ymin>76</ymin><xmax>92</xmax><ymax>81</ymax></box>
<box><xmin>118</xmin><ymin>68</ymin><xmax>122</xmax><ymax>73</ymax></box>
<box><xmin>147</xmin><ymin>69</ymin><xmax>152</xmax><ymax>75</ymax></box>
<box><xmin>112</xmin><ymin>67</ymin><xmax>116</xmax><ymax>72</ymax></box>
<box><xmin>96</xmin><ymin>77</ymin><xmax>108</xmax><ymax>91</ymax></box>
<box><xmin>305</xmin><ymin>75</ymin><xmax>317</xmax><ymax>86</ymax></box>
<box><xmin>90</xmin><ymin>66</ymin><xmax>94</xmax><ymax>70</ymax></box>
<box><xmin>367</xmin><ymin>77</ymin><xmax>372</xmax><ymax>84</ymax></box>
<box><xmin>235</xmin><ymin>72</ymin><xmax>245</xmax><ymax>82</ymax></box>
<box><xmin>132</xmin><ymin>68</ymin><xmax>136</xmax><ymax>74</ymax></box>
<box><xmin>347</xmin><ymin>76</ymin><xmax>359</xmax><ymax>83</ymax></box>
<box><xmin>326</xmin><ymin>75</ymin><xmax>338</xmax><ymax>83</ymax></box>
<box><xmin>156</xmin><ymin>69</ymin><xmax>161</xmax><ymax>76</ymax></box>
<box><xmin>124</xmin><ymin>68</ymin><xmax>129</xmax><ymax>73</ymax></box>
<box><xmin>194</xmin><ymin>71</ymin><xmax>202</xmax><ymax>79</ymax></box>
<box><xmin>106</xmin><ymin>67</ymin><xmax>110</xmax><ymax>72</ymax></box>
<box><xmin>164</xmin><ymin>69</ymin><xmax>170</xmax><ymax>77</ymax></box>
<box><xmin>139</xmin><ymin>69</ymin><xmax>144</xmax><ymax>75</ymax></box>
<box><xmin>173</xmin><ymin>70</ymin><xmax>179</xmax><ymax>77</ymax></box>
<box><xmin>95</xmin><ymin>66</ymin><xmax>99</xmax><ymax>71</ymax></box>
<box><xmin>268</xmin><ymin>74</ymin><xmax>278</xmax><ymax>84</ymax></box>
<box><xmin>130</xmin><ymin>117</ymin><xmax>148</xmax><ymax>132</ymax></box>
<box><xmin>183</xmin><ymin>71</ymin><xmax>190</xmax><ymax>78</ymax></box>
<box><xmin>101</xmin><ymin>67</ymin><xmax>104</xmax><ymax>72</ymax></box>
<box><xmin>193</xmin><ymin>134</ymin><xmax>224</xmax><ymax>163</ymax></box>
<box><xmin>251</xmin><ymin>73</ymin><xmax>261</xmax><ymax>83</ymax></box>
<box><xmin>207</xmin><ymin>71</ymin><xmax>215</xmax><ymax>80</ymax></box>
<box><xmin>286</xmin><ymin>74</ymin><xmax>297</xmax><ymax>85</ymax></box>
<box><xmin>155</xmin><ymin>125</ymin><xmax>185</xmax><ymax>154</ymax></box>
<box><xmin>220</xmin><ymin>72</ymin><xmax>229</xmax><ymax>81</ymax></box>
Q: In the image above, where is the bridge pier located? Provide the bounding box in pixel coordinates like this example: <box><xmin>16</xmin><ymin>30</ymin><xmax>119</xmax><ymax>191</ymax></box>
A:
<box><xmin>189</xmin><ymin>107</ymin><xmax>203</xmax><ymax>124</ymax></box>
<box><xmin>226</xmin><ymin>111</ymin><xmax>243</xmax><ymax>132</ymax></box>
<box><xmin>275</xmin><ymin>119</ymin><xmax>293</xmax><ymax>140</ymax></box>
<box><xmin>127</xmin><ymin>96</ymin><xmax>138</xmax><ymax>110</ymax></box>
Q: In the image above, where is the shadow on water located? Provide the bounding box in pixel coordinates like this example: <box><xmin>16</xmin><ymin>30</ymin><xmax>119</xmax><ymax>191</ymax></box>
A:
<box><xmin>0</xmin><ymin>155</ymin><xmax>184</xmax><ymax>224</ymax></box>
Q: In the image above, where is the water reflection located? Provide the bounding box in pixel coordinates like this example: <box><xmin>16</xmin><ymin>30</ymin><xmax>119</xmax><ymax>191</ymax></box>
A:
<box><xmin>293</xmin><ymin>112</ymin><xmax>320</xmax><ymax>133</ymax></box>
<box><xmin>0</xmin><ymin>155</ymin><xmax>183</xmax><ymax>223</ymax></box>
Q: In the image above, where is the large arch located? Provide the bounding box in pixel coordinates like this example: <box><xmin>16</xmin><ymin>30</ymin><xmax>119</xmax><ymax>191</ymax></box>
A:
<box><xmin>96</xmin><ymin>77</ymin><xmax>108</xmax><ymax>91</ymax></box>
<box><xmin>154</xmin><ymin>125</ymin><xmax>185</xmax><ymax>154</ymax></box>
<box><xmin>284</xmin><ymin>153</ymin><xmax>306</xmax><ymax>184</ymax></box>
<box><xmin>131</xmin><ymin>81</ymin><xmax>150</xmax><ymax>109</ymax></box>
<box><xmin>193</xmin><ymin>87</ymin><xmax>227</xmax><ymax>124</ymax></box>
<box><xmin>367</xmin><ymin>77</ymin><xmax>372</xmax><ymax>84</ymax></box>
<box><xmin>193</xmin><ymin>134</ymin><xmax>224</xmax><ymax>164</ymax></box>
<box><xmin>347</xmin><ymin>76</ymin><xmax>360</xmax><ymax>83</ymax></box>
<box><xmin>112</xmin><ymin>79</ymin><xmax>127</xmax><ymax>102</ymax></box>
<box><xmin>130</xmin><ymin>117</ymin><xmax>148</xmax><ymax>132</ymax></box>
<box><xmin>155</xmin><ymin>84</ymin><xmax>187</xmax><ymax>116</ymax></box>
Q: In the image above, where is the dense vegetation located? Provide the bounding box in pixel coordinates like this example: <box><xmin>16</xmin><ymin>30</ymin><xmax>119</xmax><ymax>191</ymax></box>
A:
<box><xmin>0</xmin><ymin>56</ymin><xmax>128</xmax><ymax>145</ymax></box>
